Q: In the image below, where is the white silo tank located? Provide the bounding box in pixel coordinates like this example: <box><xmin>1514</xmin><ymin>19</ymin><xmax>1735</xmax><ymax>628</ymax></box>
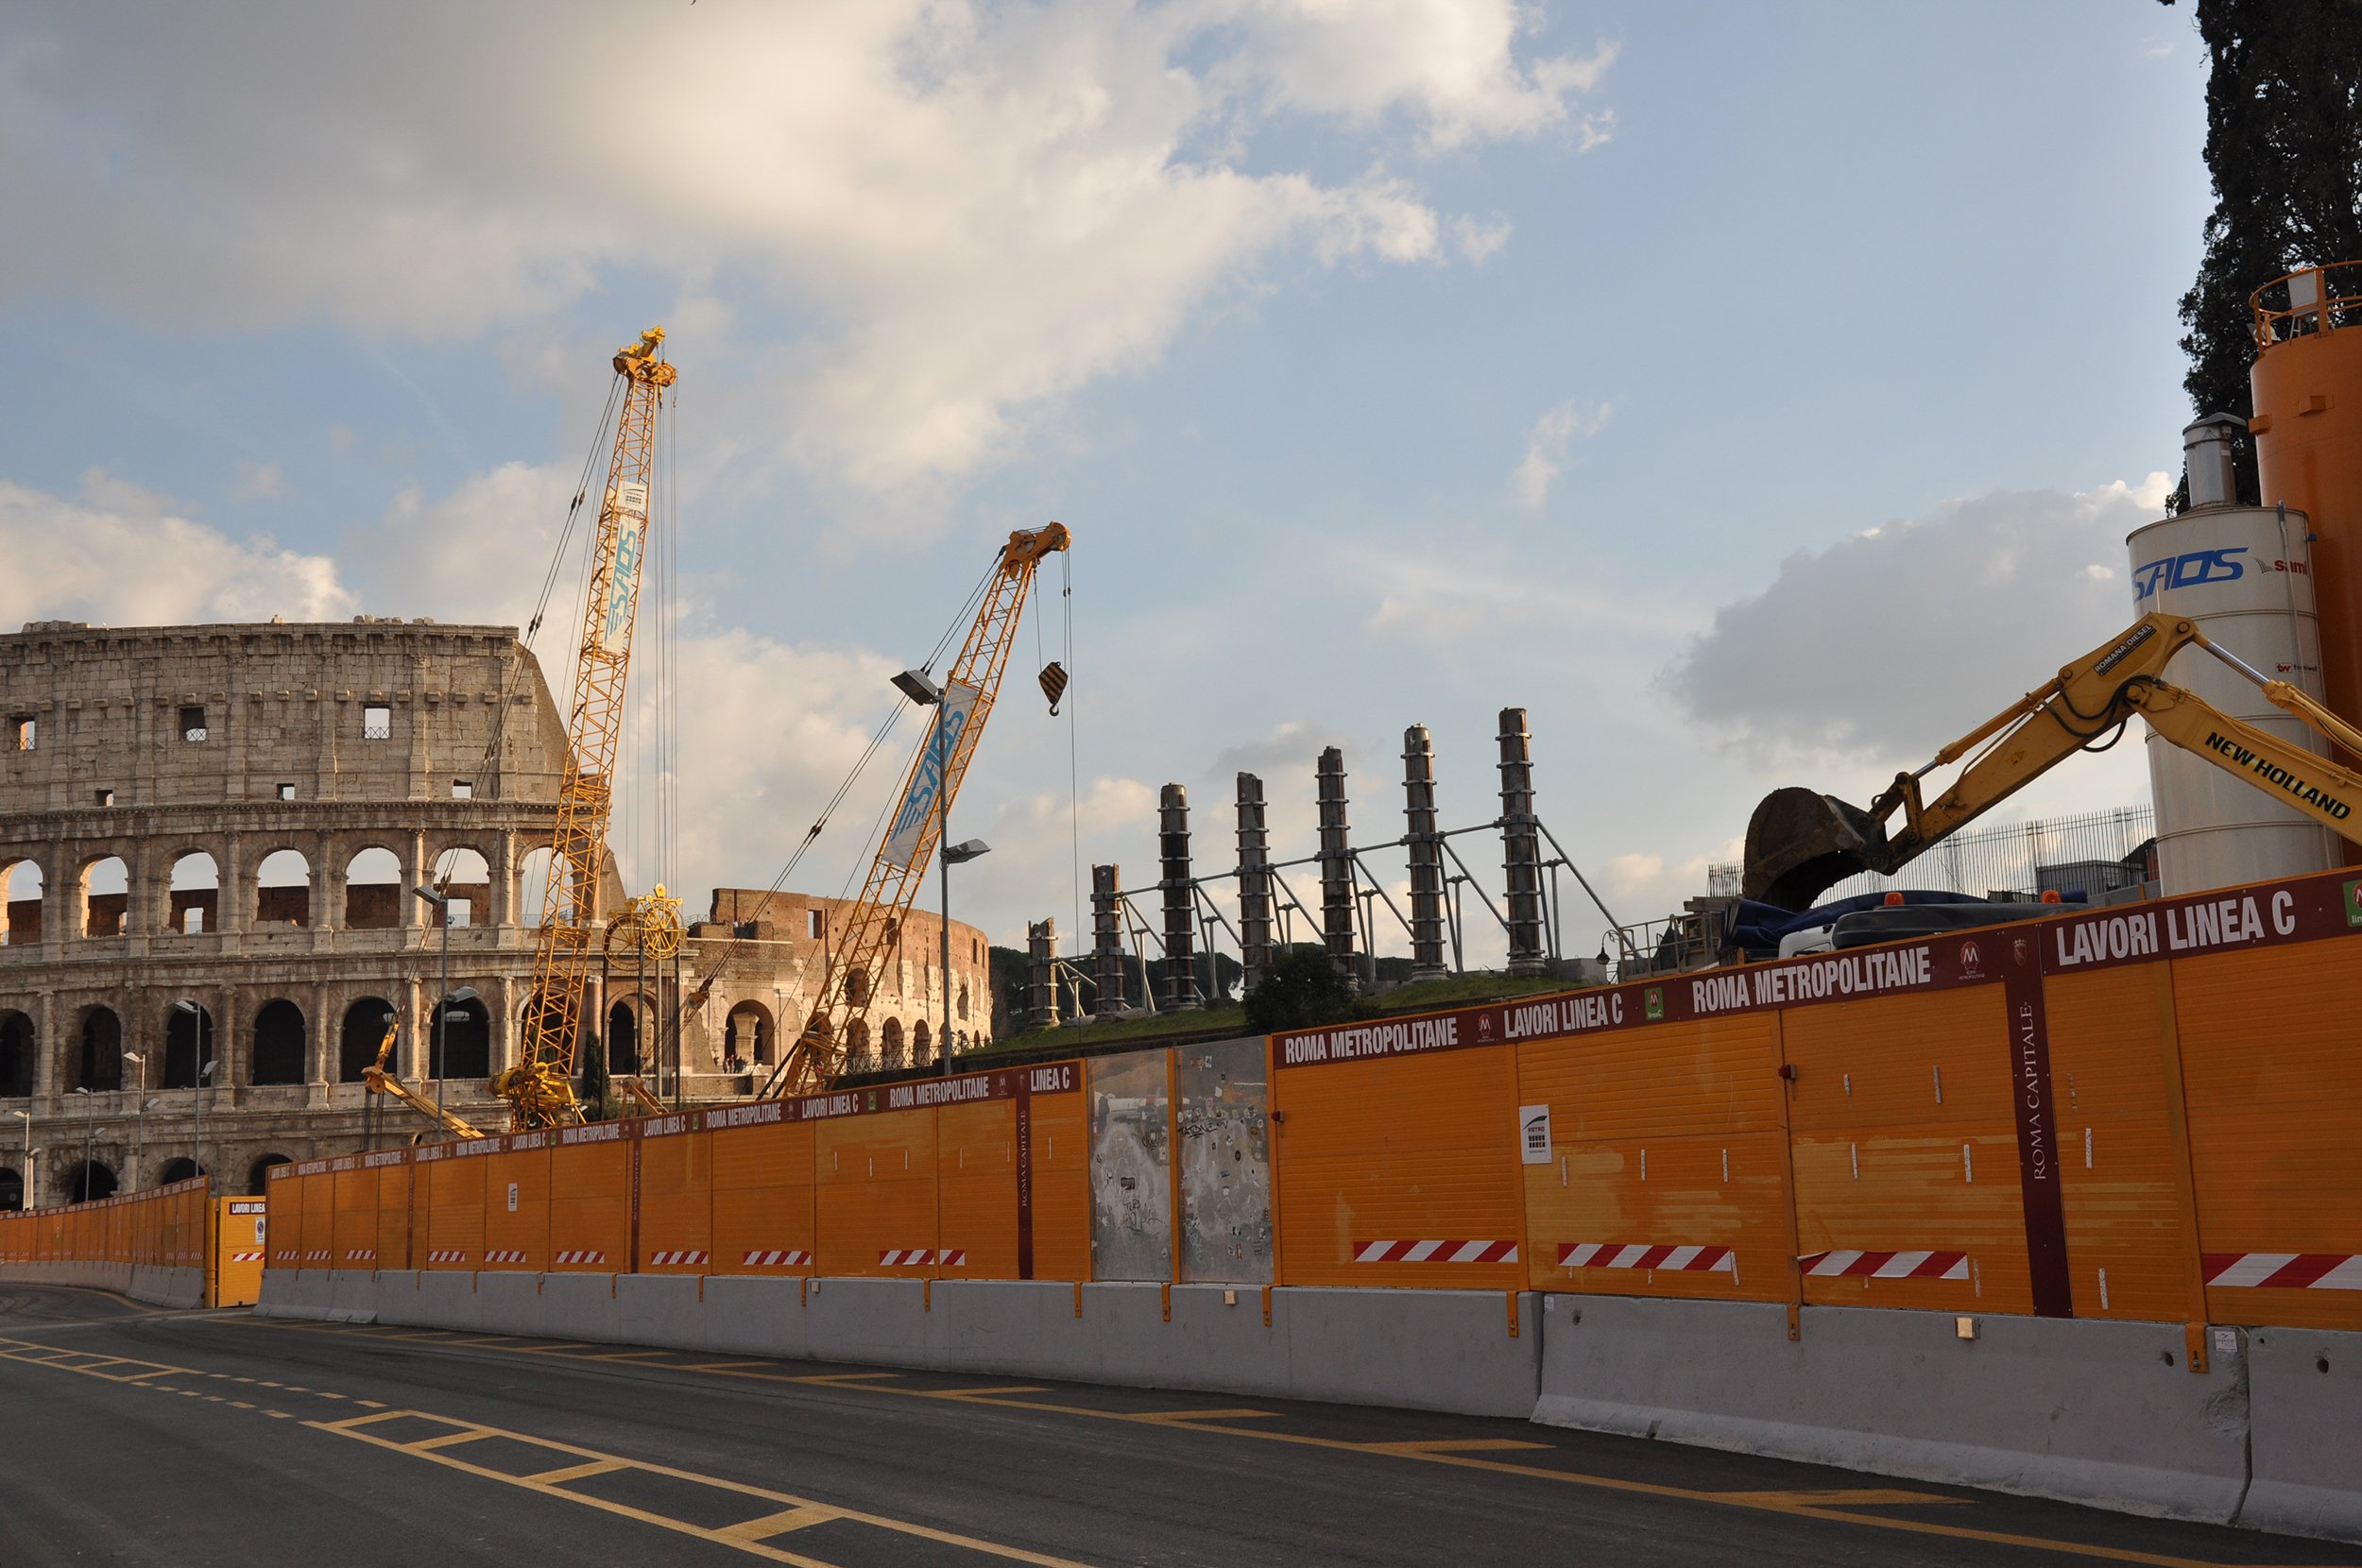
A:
<box><xmin>2125</xmin><ymin>483</ymin><xmax>2335</xmax><ymax>895</ymax></box>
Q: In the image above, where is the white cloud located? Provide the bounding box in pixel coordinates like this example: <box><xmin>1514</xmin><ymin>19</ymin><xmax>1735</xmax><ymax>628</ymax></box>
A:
<box><xmin>1</xmin><ymin>2</ymin><xmax>1613</xmax><ymax>521</ymax></box>
<box><xmin>1352</xmin><ymin>537</ymin><xmax>1695</xmax><ymax>653</ymax></box>
<box><xmin>1451</xmin><ymin>213</ymin><xmax>1514</xmax><ymax>264</ymax></box>
<box><xmin>231</xmin><ymin>461</ymin><xmax>283</xmax><ymax>502</ymax></box>
<box><xmin>1512</xmin><ymin>397</ymin><xmax>1613</xmax><ymax>508</ymax></box>
<box><xmin>0</xmin><ymin>472</ymin><xmax>353</xmax><ymax>629</ymax></box>
<box><xmin>1660</xmin><ymin>475</ymin><xmax>2174</xmax><ymax>767</ymax></box>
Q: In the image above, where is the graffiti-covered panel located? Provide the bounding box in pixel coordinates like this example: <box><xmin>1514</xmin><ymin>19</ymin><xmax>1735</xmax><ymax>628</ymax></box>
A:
<box><xmin>1179</xmin><ymin>1036</ymin><xmax>1272</xmax><ymax>1284</ymax></box>
<box><xmin>1088</xmin><ymin>1048</ymin><xmax>1172</xmax><ymax>1281</ymax></box>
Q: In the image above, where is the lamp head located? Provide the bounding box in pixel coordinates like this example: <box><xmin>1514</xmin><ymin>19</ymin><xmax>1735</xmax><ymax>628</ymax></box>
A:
<box><xmin>412</xmin><ymin>885</ymin><xmax>448</xmax><ymax>907</ymax></box>
<box><xmin>891</xmin><ymin>668</ymin><xmax>944</xmax><ymax>707</ymax></box>
<box><xmin>942</xmin><ymin>838</ymin><xmax>992</xmax><ymax>865</ymax></box>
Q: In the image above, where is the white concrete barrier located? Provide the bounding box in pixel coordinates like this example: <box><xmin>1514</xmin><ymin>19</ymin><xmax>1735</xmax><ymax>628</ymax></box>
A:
<box><xmin>539</xmin><ymin>1272</ymin><xmax>621</xmax><ymax>1343</ymax></box>
<box><xmin>1532</xmin><ymin>1295</ymin><xmax>2251</xmax><ymax>1524</ymax></box>
<box><xmin>702</xmin><ymin>1275</ymin><xmax>809</xmax><ymax>1358</ymax></box>
<box><xmin>2242</xmin><ymin>1323</ymin><xmax>2362</xmax><ymax>1542</ymax></box>
<box><xmin>616</xmin><ymin>1275</ymin><xmax>706</xmax><ymax>1349</ymax></box>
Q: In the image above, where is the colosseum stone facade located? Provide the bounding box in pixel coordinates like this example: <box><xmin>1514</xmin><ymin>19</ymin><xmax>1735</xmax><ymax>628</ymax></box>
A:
<box><xmin>0</xmin><ymin>618</ymin><xmax>990</xmax><ymax>1207</ymax></box>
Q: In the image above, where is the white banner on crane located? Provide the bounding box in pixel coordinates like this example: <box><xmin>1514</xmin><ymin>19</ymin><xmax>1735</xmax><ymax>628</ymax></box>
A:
<box><xmin>592</xmin><ymin>481</ymin><xmax>650</xmax><ymax>655</ymax></box>
<box><xmin>883</xmin><ymin>678</ymin><xmax>982</xmax><ymax>869</ymax></box>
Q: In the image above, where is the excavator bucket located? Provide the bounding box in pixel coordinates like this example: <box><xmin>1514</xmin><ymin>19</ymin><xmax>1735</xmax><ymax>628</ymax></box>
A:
<box><xmin>1741</xmin><ymin>787</ymin><xmax>1892</xmax><ymax>911</ymax></box>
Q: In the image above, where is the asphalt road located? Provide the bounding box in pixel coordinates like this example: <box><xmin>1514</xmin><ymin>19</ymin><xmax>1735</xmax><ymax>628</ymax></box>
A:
<box><xmin>0</xmin><ymin>1285</ymin><xmax>2353</xmax><ymax>1568</ymax></box>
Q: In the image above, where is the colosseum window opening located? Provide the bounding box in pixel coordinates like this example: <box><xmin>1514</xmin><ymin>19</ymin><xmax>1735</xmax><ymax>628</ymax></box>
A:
<box><xmin>156</xmin><ymin>1157</ymin><xmax>197</xmax><ymax>1185</ymax></box>
<box><xmin>170</xmin><ymin>851</ymin><xmax>220</xmax><ymax>934</ymax></box>
<box><xmin>0</xmin><ymin>1167</ymin><xmax>21</xmax><ymax>1212</ymax></box>
<box><xmin>64</xmin><ymin>1160</ymin><xmax>116</xmax><ymax>1202</ymax></box>
<box><xmin>847</xmin><ymin>1018</ymin><xmax>869</xmax><ymax>1065</ymax></box>
<box><xmin>725</xmin><ymin>1001</ymin><xmax>773</xmax><ymax>1067</ymax></box>
<box><xmin>362</xmin><ymin>704</ymin><xmax>391</xmax><ymax>741</ymax></box>
<box><xmin>429</xmin><ymin>847</ymin><xmax>490</xmax><ymax>929</ymax></box>
<box><xmin>255</xmin><ymin>849</ymin><xmax>312</xmax><ymax>927</ymax></box>
<box><xmin>180</xmin><ymin>705</ymin><xmax>207</xmax><ymax>742</ymax></box>
<box><xmin>9</xmin><ymin>715</ymin><xmax>32</xmax><ymax>750</ymax></box>
<box><xmin>913</xmin><ymin>1019</ymin><xmax>932</xmax><ymax>1062</ymax></box>
<box><xmin>606</xmin><ymin>1001</ymin><xmax>641</xmax><ymax>1074</ymax></box>
<box><xmin>519</xmin><ymin>846</ymin><xmax>557</xmax><ymax>923</ymax></box>
<box><xmin>77</xmin><ymin>1007</ymin><xmax>123</xmax><ymax>1091</ymax></box>
<box><xmin>250</xmin><ymin>999</ymin><xmax>306</xmax><ymax>1086</ymax></box>
<box><xmin>163</xmin><ymin>1002</ymin><xmax>214</xmax><ymax>1090</ymax></box>
<box><xmin>345</xmin><ymin>846</ymin><xmax>402</xmax><ymax>929</ymax></box>
<box><xmin>278</xmin><ymin>782</ymin><xmax>296</xmax><ymax>801</ymax></box>
<box><xmin>881</xmin><ymin>1016</ymin><xmax>904</xmax><ymax>1067</ymax></box>
<box><xmin>2</xmin><ymin>860</ymin><xmax>43</xmax><ymax>945</ymax></box>
<box><xmin>435</xmin><ymin>995</ymin><xmax>489</xmax><ymax>1081</ymax></box>
<box><xmin>808</xmin><ymin>909</ymin><xmax>825</xmax><ymax>940</ymax></box>
<box><xmin>247</xmin><ymin>1153</ymin><xmax>292</xmax><ymax>1196</ymax></box>
<box><xmin>94</xmin><ymin>788</ymin><xmax>113</xmax><ymax>808</ymax></box>
<box><xmin>339</xmin><ymin>998</ymin><xmax>395</xmax><ymax>1082</ymax></box>
<box><xmin>82</xmin><ymin>856</ymin><xmax>128</xmax><ymax>937</ymax></box>
<box><xmin>452</xmin><ymin>779</ymin><xmax>473</xmax><ymax>800</ymax></box>
<box><xmin>0</xmin><ymin>1012</ymin><xmax>33</xmax><ymax>1098</ymax></box>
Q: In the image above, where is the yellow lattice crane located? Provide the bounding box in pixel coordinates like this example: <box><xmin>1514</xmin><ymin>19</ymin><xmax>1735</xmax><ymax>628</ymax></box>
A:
<box><xmin>762</xmin><ymin>522</ymin><xmax>1071</xmax><ymax>1098</ymax></box>
<box><xmin>492</xmin><ymin>327</ymin><xmax>678</xmax><ymax>1130</ymax></box>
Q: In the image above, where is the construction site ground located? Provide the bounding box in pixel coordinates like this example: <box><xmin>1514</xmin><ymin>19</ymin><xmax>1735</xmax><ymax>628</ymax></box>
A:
<box><xmin>2</xmin><ymin>1283</ymin><xmax>2351</xmax><ymax>1568</ymax></box>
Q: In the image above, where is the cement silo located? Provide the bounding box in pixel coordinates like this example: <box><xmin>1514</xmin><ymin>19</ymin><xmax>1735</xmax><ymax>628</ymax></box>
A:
<box><xmin>2127</xmin><ymin>417</ymin><xmax>2335</xmax><ymax>894</ymax></box>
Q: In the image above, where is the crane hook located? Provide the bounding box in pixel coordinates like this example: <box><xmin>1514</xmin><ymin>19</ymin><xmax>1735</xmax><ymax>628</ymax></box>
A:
<box><xmin>1038</xmin><ymin>660</ymin><xmax>1069</xmax><ymax>715</ymax></box>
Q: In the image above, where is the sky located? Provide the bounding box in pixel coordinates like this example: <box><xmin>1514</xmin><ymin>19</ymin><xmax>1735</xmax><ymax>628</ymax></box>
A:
<box><xmin>0</xmin><ymin>2</ymin><xmax>2213</xmax><ymax>963</ymax></box>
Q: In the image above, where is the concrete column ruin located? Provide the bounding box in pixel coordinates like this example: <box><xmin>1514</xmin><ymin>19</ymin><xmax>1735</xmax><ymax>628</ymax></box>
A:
<box><xmin>1236</xmin><ymin>772</ymin><xmax>1274</xmax><ymax>995</ymax></box>
<box><xmin>1498</xmin><ymin>707</ymin><xmax>1549</xmax><ymax>976</ymax></box>
<box><xmin>1403</xmin><ymin>725</ymin><xmax>1448</xmax><ymax>981</ymax></box>
<box><xmin>1316</xmin><ymin>747</ymin><xmax>1357</xmax><ymax>988</ymax></box>
<box><xmin>1158</xmin><ymin>784</ymin><xmax>1200</xmax><ymax>1012</ymax></box>
<box><xmin>1026</xmin><ymin>917</ymin><xmax>1060</xmax><ymax>1029</ymax></box>
<box><xmin>1090</xmin><ymin>863</ymin><xmax>1125</xmax><ymax>1017</ymax></box>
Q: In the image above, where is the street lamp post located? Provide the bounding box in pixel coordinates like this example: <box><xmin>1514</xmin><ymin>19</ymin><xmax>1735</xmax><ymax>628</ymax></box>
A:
<box><xmin>131</xmin><ymin>1096</ymin><xmax>160</xmax><ymax>1190</ymax></box>
<box><xmin>939</xmin><ymin>838</ymin><xmax>990</xmax><ymax>1071</ymax></box>
<box><xmin>121</xmin><ymin>1052</ymin><xmax>146</xmax><ymax>1187</ymax></box>
<box><xmin>413</xmin><ymin>885</ymin><xmax>453</xmax><ymax>1123</ymax></box>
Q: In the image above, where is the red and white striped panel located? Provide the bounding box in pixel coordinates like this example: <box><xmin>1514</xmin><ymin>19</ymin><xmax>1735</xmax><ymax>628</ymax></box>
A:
<box><xmin>2204</xmin><ymin>1252</ymin><xmax>2362</xmax><ymax>1290</ymax></box>
<box><xmin>552</xmin><ymin>1250</ymin><xmax>608</xmax><ymax>1266</ymax></box>
<box><xmin>483</xmin><ymin>1249</ymin><xmax>529</xmax><ymax>1265</ymax></box>
<box><xmin>230</xmin><ymin>1252</ymin><xmax>265</xmax><ymax>1263</ymax></box>
<box><xmin>1801</xmin><ymin>1250</ymin><xmax>1968</xmax><ymax>1281</ymax></box>
<box><xmin>1559</xmin><ymin>1243</ymin><xmax>1735</xmax><ymax>1273</ymax></box>
<box><xmin>426</xmin><ymin>1249</ymin><xmax>469</xmax><ymax>1264</ymax></box>
<box><xmin>303</xmin><ymin>1249</ymin><xmax>332</xmax><ymax>1262</ymax></box>
<box><xmin>344</xmin><ymin>1249</ymin><xmax>375</xmax><ymax>1263</ymax></box>
<box><xmin>647</xmin><ymin>1250</ymin><xmax>709</xmax><ymax>1268</ymax></box>
<box><xmin>741</xmin><ymin>1249</ymin><xmax>813</xmax><ymax>1269</ymax></box>
<box><xmin>1353</xmin><ymin>1239</ymin><xmax>1519</xmax><ymax>1264</ymax></box>
<box><xmin>878</xmin><ymin>1249</ymin><xmax>966</xmax><ymax>1267</ymax></box>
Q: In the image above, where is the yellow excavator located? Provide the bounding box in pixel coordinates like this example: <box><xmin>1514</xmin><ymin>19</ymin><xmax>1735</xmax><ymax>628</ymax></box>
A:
<box><xmin>1742</xmin><ymin>611</ymin><xmax>2362</xmax><ymax>910</ymax></box>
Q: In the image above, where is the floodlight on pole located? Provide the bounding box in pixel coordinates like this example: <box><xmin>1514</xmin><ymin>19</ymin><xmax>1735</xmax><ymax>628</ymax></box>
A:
<box><xmin>942</xmin><ymin>839</ymin><xmax>991</xmax><ymax>865</ymax></box>
<box><xmin>891</xmin><ymin>669</ymin><xmax>944</xmax><ymax>707</ymax></box>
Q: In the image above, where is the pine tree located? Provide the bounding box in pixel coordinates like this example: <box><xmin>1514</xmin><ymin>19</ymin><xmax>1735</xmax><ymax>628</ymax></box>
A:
<box><xmin>2172</xmin><ymin>0</ymin><xmax>2362</xmax><ymax>506</ymax></box>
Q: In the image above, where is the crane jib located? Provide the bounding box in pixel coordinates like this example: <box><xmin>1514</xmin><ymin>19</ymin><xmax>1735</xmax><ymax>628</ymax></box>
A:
<box><xmin>883</xmin><ymin>679</ymin><xmax>982</xmax><ymax>868</ymax></box>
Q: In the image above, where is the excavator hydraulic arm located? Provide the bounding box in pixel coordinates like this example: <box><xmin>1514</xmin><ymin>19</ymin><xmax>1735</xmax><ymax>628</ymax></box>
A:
<box><xmin>361</xmin><ymin>1015</ymin><xmax>490</xmax><ymax>1141</ymax></box>
<box><xmin>1743</xmin><ymin>612</ymin><xmax>2362</xmax><ymax>909</ymax></box>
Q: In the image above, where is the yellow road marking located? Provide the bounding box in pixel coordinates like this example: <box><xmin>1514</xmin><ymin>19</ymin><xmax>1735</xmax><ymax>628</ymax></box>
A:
<box><xmin>313</xmin><ymin>1407</ymin><xmax>1092</xmax><ymax>1566</ymax></box>
<box><xmin>1360</xmin><ymin>1439</ymin><xmax>1552</xmax><ymax>1456</ymax></box>
<box><xmin>589</xmin><ymin>1350</ymin><xmax>682</xmax><ymax>1365</ymax></box>
<box><xmin>190</xmin><ymin>1317</ymin><xmax>2338</xmax><ymax>1568</ymax></box>
<box><xmin>522</xmin><ymin>1458</ymin><xmax>631</xmax><ymax>1486</ymax></box>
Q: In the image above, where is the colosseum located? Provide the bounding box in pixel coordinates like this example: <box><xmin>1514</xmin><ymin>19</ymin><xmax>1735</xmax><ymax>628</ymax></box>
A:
<box><xmin>0</xmin><ymin>618</ymin><xmax>992</xmax><ymax>1209</ymax></box>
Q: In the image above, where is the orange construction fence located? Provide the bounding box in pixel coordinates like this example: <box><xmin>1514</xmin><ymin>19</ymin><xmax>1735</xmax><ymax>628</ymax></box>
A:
<box><xmin>253</xmin><ymin>863</ymin><xmax>2361</xmax><ymax>1338</ymax></box>
<box><xmin>0</xmin><ymin>1178</ymin><xmax>211</xmax><ymax>1273</ymax></box>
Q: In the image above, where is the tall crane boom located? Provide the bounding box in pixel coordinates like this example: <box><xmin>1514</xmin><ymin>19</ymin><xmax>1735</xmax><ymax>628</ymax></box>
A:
<box><xmin>766</xmin><ymin>523</ymin><xmax>1071</xmax><ymax>1098</ymax></box>
<box><xmin>494</xmin><ymin>327</ymin><xmax>677</xmax><ymax>1130</ymax></box>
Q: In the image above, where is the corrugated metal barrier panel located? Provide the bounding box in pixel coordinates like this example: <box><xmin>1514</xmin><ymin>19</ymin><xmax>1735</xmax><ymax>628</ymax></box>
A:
<box><xmin>1275</xmin><ymin>1041</ymin><xmax>1525</xmax><ymax>1291</ymax></box>
<box><xmin>2178</xmin><ymin>935</ymin><xmax>2362</xmax><ymax>1331</ymax></box>
<box><xmin>1178</xmin><ymin>1038</ymin><xmax>1272</xmax><ymax>1285</ymax></box>
<box><xmin>1028</xmin><ymin>1076</ymin><xmax>1091</xmax><ymax>1282</ymax></box>
<box><xmin>369</xmin><ymin>1152</ymin><xmax>413</xmax><ymax>1272</ymax></box>
<box><xmin>937</xmin><ymin>1099</ymin><xmax>1018</xmax><ymax>1278</ymax></box>
<box><xmin>817</xmin><ymin>1106</ymin><xmax>936</xmax><ymax>1277</ymax></box>
<box><xmin>1520</xmin><ymin>1014</ymin><xmax>1788</xmax><ymax>1303</ymax></box>
<box><xmin>1088</xmin><ymin>1048</ymin><xmax>1172</xmax><ymax>1282</ymax></box>
<box><xmin>549</xmin><ymin>1128</ymin><xmax>631</xmax><ymax>1271</ymax></box>
<box><xmin>421</xmin><ymin>1144</ymin><xmax>488</xmax><ymax>1269</ymax></box>
<box><xmin>1787</xmin><ymin>987</ymin><xmax>2029</xmax><ymax>1315</ymax></box>
<box><xmin>639</xmin><ymin>1114</ymin><xmax>711</xmax><ymax>1274</ymax></box>
<box><xmin>2043</xmin><ymin>964</ymin><xmax>2203</xmax><ymax>1322</ymax></box>
<box><xmin>484</xmin><ymin>1134</ymin><xmax>551</xmax><ymax>1272</ymax></box>
<box><xmin>333</xmin><ymin>1161</ymin><xmax>376</xmax><ymax>1270</ymax></box>
<box><xmin>711</xmin><ymin>1108</ymin><xmax>814</xmax><ymax>1273</ymax></box>
<box><xmin>298</xmin><ymin>1158</ymin><xmax>339</xmax><ymax>1272</ymax></box>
